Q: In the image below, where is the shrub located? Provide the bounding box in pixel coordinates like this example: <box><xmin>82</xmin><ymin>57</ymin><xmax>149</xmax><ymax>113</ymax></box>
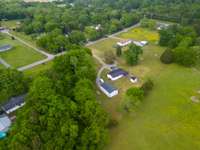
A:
<box><xmin>140</xmin><ymin>79</ymin><xmax>154</xmax><ymax>95</ymax></box>
<box><xmin>104</xmin><ymin>50</ymin><xmax>116</xmax><ymax>64</ymax></box>
<box><xmin>108</xmin><ymin>119</ymin><xmax>119</xmax><ymax>128</ymax></box>
<box><xmin>122</xmin><ymin>87</ymin><xmax>144</xmax><ymax>112</ymax></box>
<box><xmin>160</xmin><ymin>49</ymin><xmax>174</xmax><ymax>64</ymax></box>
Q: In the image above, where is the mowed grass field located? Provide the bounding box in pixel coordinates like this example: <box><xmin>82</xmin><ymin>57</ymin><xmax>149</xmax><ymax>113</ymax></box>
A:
<box><xmin>24</xmin><ymin>60</ymin><xmax>53</xmax><ymax>77</ymax></box>
<box><xmin>0</xmin><ymin>63</ymin><xmax>5</xmax><ymax>69</ymax></box>
<box><xmin>88</xmin><ymin>27</ymin><xmax>200</xmax><ymax>150</ymax></box>
<box><xmin>0</xmin><ymin>34</ymin><xmax>46</xmax><ymax>68</ymax></box>
<box><xmin>88</xmin><ymin>38</ymin><xmax>120</xmax><ymax>57</ymax></box>
<box><xmin>117</xmin><ymin>27</ymin><xmax>159</xmax><ymax>42</ymax></box>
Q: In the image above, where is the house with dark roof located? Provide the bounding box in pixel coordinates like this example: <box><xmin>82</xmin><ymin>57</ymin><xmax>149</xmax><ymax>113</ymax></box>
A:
<box><xmin>99</xmin><ymin>82</ymin><xmax>118</xmax><ymax>98</ymax></box>
<box><xmin>1</xmin><ymin>95</ymin><xmax>26</xmax><ymax>114</ymax></box>
<box><xmin>107</xmin><ymin>68</ymin><xmax>128</xmax><ymax>81</ymax></box>
<box><xmin>0</xmin><ymin>45</ymin><xmax>12</xmax><ymax>52</ymax></box>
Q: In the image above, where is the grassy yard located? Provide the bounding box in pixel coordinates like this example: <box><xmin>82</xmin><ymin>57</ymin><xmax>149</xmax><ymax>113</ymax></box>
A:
<box><xmin>0</xmin><ymin>63</ymin><xmax>5</xmax><ymax>69</ymax></box>
<box><xmin>24</xmin><ymin>60</ymin><xmax>53</xmax><ymax>77</ymax></box>
<box><xmin>117</xmin><ymin>27</ymin><xmax>159</xmax><ymax>42</ymax></box>
<box><xmin>88</xmin><ymin>38</ymin><xmax>120</xmax><ymax>57</ymax></box>
<box><xmin>0</xmin><ymin>34</ymin><xmax>46</xmax><ymax>68</ymax></box>
<box><xmin>89</xmin><ymin>27</ymin><xmax>200</xmax><ymax>150</ymax></box>
<box><xmin>1</xmin><ymin>20</ymin><xmax>22</xmax><ymax>29</ymax></box>
<box><xmin>106</xmin><ymin>64</ymin><xmax>200</xmax><ymax>150</ymax></box>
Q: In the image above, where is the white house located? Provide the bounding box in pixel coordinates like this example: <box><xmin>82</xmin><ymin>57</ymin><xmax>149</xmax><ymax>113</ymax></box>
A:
<box><xmin>133</xmin><ymin>41</ymin><xmax>148</xmax><ymax>47</ymax></box>
<box><xmin>130</xmin><ymin>76</ymin><xmax>138</xmax><ymax>83</ymax></box>
<box><xmin>0</xmin><ymin>115</ymin><xmax>11</xmax><ymax>133</ymax></box>
<box><xmin>117</xmin><ymin>39</ymin><xmax>132</xmax><ymax>47</ymax></box>
<box><xmin>99</xmin><ymin>82</ymin><xmax>118</xmax><ymax>98</ymax></box>
<box><xmin>107</xmin><ymin>68</ymin><xmax>129</xmax><ymax>81</ymax></box>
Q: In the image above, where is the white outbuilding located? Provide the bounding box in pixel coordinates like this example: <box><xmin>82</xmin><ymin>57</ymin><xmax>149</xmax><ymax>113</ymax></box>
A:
<box><xmin>130</xmin><ymin>76</ymin><xmax>138</xmax><ymax>83</ymax></box>
<box><xmin>117</xmin><ymin>39</ymin><xmax>132</xmax><ymax>47</ymax></box>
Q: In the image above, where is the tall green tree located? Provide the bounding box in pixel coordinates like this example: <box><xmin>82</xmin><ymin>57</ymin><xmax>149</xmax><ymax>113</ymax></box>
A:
<box><xmin>0</xmin><ymin>69</ymin><xmax>27</xmax><ymax>104</ymax></box>
<box><xmin>124</xmin><ymin>44</ymin><xmax>143</xmax><ymax>66</ymax></box>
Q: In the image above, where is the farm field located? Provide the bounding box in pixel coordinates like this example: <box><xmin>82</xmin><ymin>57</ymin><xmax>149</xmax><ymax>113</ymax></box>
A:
<box><xmin>88</xmin><ymin>27</ymin><xmax>200</xmax><ymax>150</ymax></box>
<box><xmin>117</xmin><ymin>27</ymin><xmax>159</xmax><ymax>42</ymax></box>
<box><xmin>0</xmin><ymin>34</ymin><xmax>46</xmax><ymax>68</ymax></box>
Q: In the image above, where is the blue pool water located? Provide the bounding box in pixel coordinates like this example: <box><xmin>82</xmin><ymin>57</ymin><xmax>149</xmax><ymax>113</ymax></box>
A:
<box><xmin>0</xmin><ymin>132</ymin><xmax>6</xmax><ymax>139</ymax></box>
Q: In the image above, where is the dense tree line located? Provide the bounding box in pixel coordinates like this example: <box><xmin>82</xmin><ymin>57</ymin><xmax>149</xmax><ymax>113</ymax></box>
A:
<box><xmin>0</xmin><ymin>69</ymin><xmax>27</xmax><ymax>104</ymax></box>
<box><xmin>0</xmin><ymin>47</ymin><xmax>109</xmax><ymax>150</ymax></box>
<box><xmin>159</xmin><ymin>25</ymin><xmax>200</xmax><ymax>67</ymax></box>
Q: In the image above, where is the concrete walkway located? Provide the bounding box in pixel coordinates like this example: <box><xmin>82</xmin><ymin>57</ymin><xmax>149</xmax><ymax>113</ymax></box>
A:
<box><xmin>0</xmin><ymin>57</ymin><xmax>10</xmax><ymax>68</ymax></box>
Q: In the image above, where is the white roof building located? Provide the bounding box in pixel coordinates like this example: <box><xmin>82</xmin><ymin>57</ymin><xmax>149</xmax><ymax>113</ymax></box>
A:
<box><xmin>0</xmin><ymin>115</ymin><xmax>11</xmax><ymax>133</ymax></box>
<box><xmin>117</xmin><ymin>39</ymin><xmax>132</xmax><ymax>47</ymax></box>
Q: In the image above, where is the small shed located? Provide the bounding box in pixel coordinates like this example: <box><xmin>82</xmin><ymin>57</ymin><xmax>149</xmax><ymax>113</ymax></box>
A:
<box><xmin>1</xmin><ymin>95</ymin><xmax>26</xmax><ymax>114</ymax></box>
<box><xmin>100</xmin><ymin>82</ymin><xmax>118</xmax><ymax>98</ymax></box>
<box><xmin>130</xmin><ymin>76</ymin><xmax>138</xmax><ymax>83</ymax></box>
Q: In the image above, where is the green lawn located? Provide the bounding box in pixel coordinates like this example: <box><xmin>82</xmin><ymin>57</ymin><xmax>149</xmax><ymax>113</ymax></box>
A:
<box><xmin>24</xmin><ymin>60</ymin><xmax>53</xmax><ymax>77</ymax></box>
<box><xmin>0</xmin><ymin>34</ymin><xmax>46</xmax><ymax>68</ymax></box>
<box><xmin>0</xmin><ymin>63</ymin><xmax>5</xmax><ymax>69</ymax></box>
<box><xmin>1</xmin><ymin>20</ymin><xmax>22</xmax><ymax>29</ymax></box>
<box><xmin>106</xmin><ymin>64</ymin><xmax>200</xmax><ymax>150</ymax></box>
<box><xmin>88</xmin><ymin>38</ymin><xmax>120</xmax><ymax>57</ymax></box>
<box><xmin>117</xmin><ymin>27</ymin><xmax>159</xmax><ymax>42</ymax></box>
<box><xmin>89</xmin><ymin>27</ymin><xmax>200</xmax><ymax>150</ymax></box>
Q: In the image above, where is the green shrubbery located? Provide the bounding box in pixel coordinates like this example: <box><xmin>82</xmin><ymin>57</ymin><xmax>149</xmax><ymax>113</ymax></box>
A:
<box><xmin>160</xmin><ymin>49</ymin><xmax>174</xmax><ymax>64</ymax></box>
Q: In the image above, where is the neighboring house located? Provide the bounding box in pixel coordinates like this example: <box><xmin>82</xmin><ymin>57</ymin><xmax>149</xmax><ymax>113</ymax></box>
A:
<box><xmin>107</xmin><ymin>68</ymin><xmax>128</xmax><ymax>81</ymax></box>
<box><xmin>0</xmin><ymin>45</ymin><xmax>12</xmax><ymax>52</ymax></box>
<box><xmin>1</xmin><ymin>95</ymin><xmax>26</xmax><ymax>114</ymax></box>
<box><xmin>133</xmin><ymin>41</ymin><xmax>148</xmax><ymax>47</ymax></box>
<box><xmin>157</xmin><ymin>23</ymin><xmax>170</xmax><ymax>30</ymax></box>
<box><xmin>117</xmin><ymin>39</ymin><xmax>132</xmax><ymax>47</ymax></box>
<box><xmin>0</xmin><ymin>114</ymin><xmax>11</xmax><ymax>133</ymax></box>
<box><xmin>100</xmin><ymin>82</ymin><xmax>118</xmax><ymax>98</ymax></box>
<box><xmin>130</xmin><ymin>76</ymin><xmax>138</xmax><ymax>83</ymax></box>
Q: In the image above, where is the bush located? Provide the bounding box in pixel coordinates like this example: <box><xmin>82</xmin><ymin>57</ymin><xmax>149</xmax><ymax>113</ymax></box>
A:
<box><xmin>122</xmin><ymin>87</ymin><xmax>144</xmax><ymax>112</ymax></box>
<box><xmin>104</xmin><ymin>50</ymin><xmax>116</xmax><ymax>64</ymax></box>
<box><xmin>140</xmin><ymin>79</ymin><xmax>154</xmax><ymax>95</ymax></box>
<box><xmin>108</xmin><ymin>119</ymin><xmax>119</xmax><ymax>128</ymax></box>
<box><xmin>160</xmin><ymin>49</ymin><xmax>174</xmax><ymax>64</ymax></box>
<box><xmin>173</xmin><ymin>46</ymin><xmax>197</xmax><ymax>67</ymax></box>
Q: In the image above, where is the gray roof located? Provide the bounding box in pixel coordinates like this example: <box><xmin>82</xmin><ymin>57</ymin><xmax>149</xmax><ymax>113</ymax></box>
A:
<box><xmin>0</xmin><ymin>45</ymin><xmax>12</xmax><ymax>52</ymax></box>
<box><xmin>1</xmin><ymin>95</ymin><xmax>26</xmax><ymax>112</ymax></box>
<box><xmin>0</xmin><ymin>115</ymin><xmax>11</xmax><ymax>132</ymax></box>
<box><xmin>100</xmin><ymin>82</ymin><xmax>117</xmax><ymax>93</ymax></box>
<box><xmin>108</xmin><ymin>68</ymin><xmax>128</xmax><ymax>78</ymax></box>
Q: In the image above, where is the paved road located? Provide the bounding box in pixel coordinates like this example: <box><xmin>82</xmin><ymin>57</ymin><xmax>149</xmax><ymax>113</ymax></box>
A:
<box><xmin>6</xmin><ymin>32</ymin><xmax>54</xmax><ymax>59</ymax></box>
<box><xmin>0</xmin><ymin>57</ymin><xmax>11</xmax><ymax>68</ymax></box>
<box><xmin>2</xmin><ymin>23</ymin><xmax>140</xmax><ymax>71</ymax></box>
